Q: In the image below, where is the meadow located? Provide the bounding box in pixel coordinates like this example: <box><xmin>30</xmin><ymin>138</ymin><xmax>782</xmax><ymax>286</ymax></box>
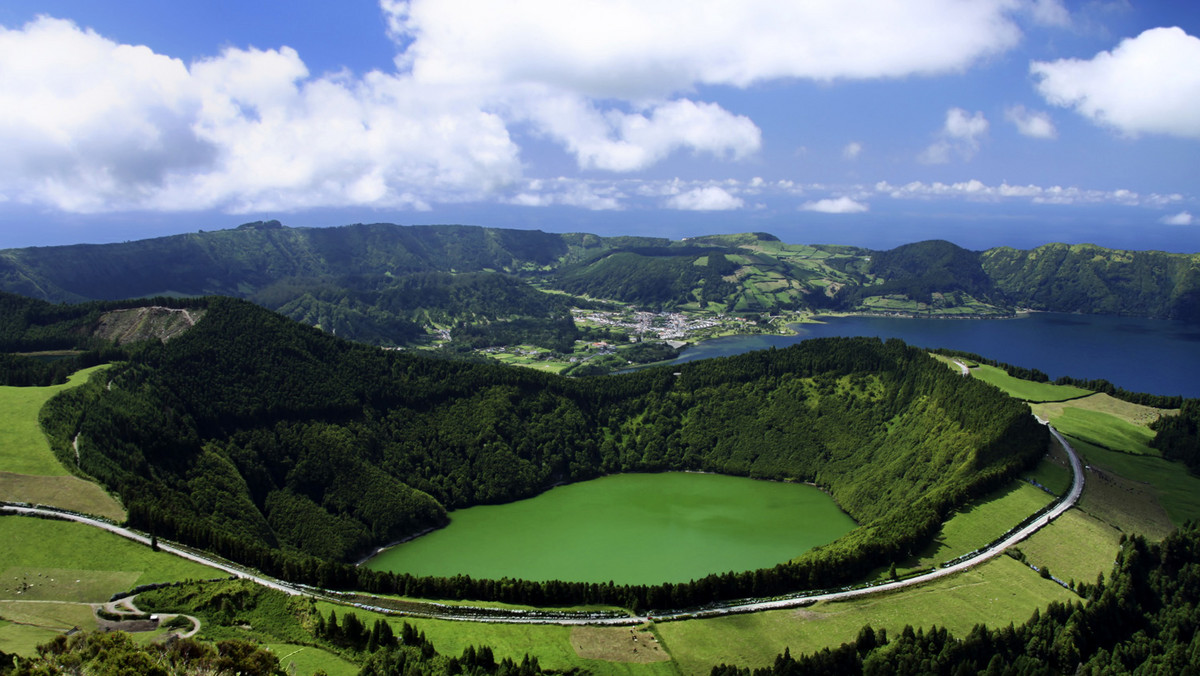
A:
<box><xmin>967</xmin><ymin>364</ymin><xmax>1091</xmax><ymax>402</ymax></box>
<box><xmin>0</xmin><ymin>364</ymin><xmax>126</xmax><ymax>519</ymax></box>
<box><xmin>0</xmin><ymin>365</ymin><xmax>108</xmax><ymax>476</ymax></box>
<box><xmin>1031</xmin><ymin>403</ymin><xmax>1159</xmax><ymax>456</ymax></box>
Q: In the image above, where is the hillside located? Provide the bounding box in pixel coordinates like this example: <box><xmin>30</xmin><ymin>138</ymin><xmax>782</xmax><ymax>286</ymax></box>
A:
<box><xmin>38</xmin><ymin>297</ymin><xmax>1045</xmax><ymax>606</ymax></box>
<box><xmin>2</xmin><ymin>224</ymin><xmax>1198</xmax><ymax>354</ymax></box>
<box><xmin>981</xmin><ymin>242</ymin><xmax>1200</xmax><ymax>319</ymax></box>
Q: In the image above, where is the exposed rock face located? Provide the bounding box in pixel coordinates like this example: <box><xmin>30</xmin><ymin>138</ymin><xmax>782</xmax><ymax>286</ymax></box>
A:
<box><xmin>94</xmin><ymin>307</ymin><xmax>204</xmax><ymax>344</ymax></box>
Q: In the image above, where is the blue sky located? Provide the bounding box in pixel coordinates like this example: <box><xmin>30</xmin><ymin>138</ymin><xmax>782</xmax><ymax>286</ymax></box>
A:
<box><xmin>1</xmin><ymin>1</ymin><xmax>1198</xmax><ymax>251</ymax></box>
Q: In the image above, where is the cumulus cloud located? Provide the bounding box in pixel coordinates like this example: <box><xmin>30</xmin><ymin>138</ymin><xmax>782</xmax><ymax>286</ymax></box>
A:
<box><xmin>1005</xmin><ymin>105</ymin><xmax>1057</xmax><ymax>138</ymax></box>
<box><xmin>802</xmin><ymin>196</ymin><xmax>869</xmax><ymax>214</ymax></box>
<box><xmin>1032</xmin><ymin>27</ymin><xmax>1200</xmax><ymax>139</ymax></box>
<box><xmin>919</xmin><ymin>108</ymin><xmax>989</xmax><ymax>163</ymax></box>
<box><xmin>0</xmin><ymin>16</ymin><xmax>523</xmax><ymax>213</ymax></box>
<box><xmin>516</xmin><ymin>94</ymin><xmax>761</xmax><ymax>172</ymax></box>
<box><xmin>385</xmin><ymin>0</ymin><xmax>1032</xmax><ymax>95</ymax></box>
<box><xmin>1161</xmin><ymin>211</ymin><xmax>1194</xmax><ymax>225</ymax></box>
<box><xmin>666</xmin><ymin>186</ymin><xmax>744</xmax><ymax>211</ymax></box>
<box><xmin>0</xmin><ymin>1</ymin><xmax>1071</xmax><ymax>215</ymax></box>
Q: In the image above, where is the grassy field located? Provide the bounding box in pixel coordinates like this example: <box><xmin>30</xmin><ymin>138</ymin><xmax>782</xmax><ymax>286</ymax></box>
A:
<box><xmin>1069</xmin><ymin>437</ymin><xmax>1199</xmax><ymax>532</ymax></box>
<box><xmin>968</xmin><ymin>364</ymin><xmax>1092</xmax><ymax>402</ymax></box>
<box><xmin>0</xmin><ymin>516</ymin><xmax>218</xmax><ymax>602</ymax></box>
<box><xmin>887</xmin><ymin>480</ymin><xmax>1053</xmax><ymax>577</ymax></box>
<box><xmin>0</xmin><ymin>472</ymin><xmax>125</xmax><ymax>521</ymax></box>
<box><xmin>1024</xmin><ymin>442</ymin><xmax>1072</xmax><ymax>496</ymax></box>
<box><xmin>1033</xmin><ymin>405</ymin><xmax>1159</xmax><ymax>457</ymax></box>
<box><xmin>1014</xmin><ymin>508</ymin><xmax>1122</xmax><ymax>587</ymax></box>
<box><xmin>0</xmin><ymin>364</ymin><xmax>108</xmax><ymax>476</ymax></box>
<box><xmin>1046</xmin><ymin>393</ymin><xmax>1175</xmax><ymax>427</ymax></box>
<box><xmin>264</xmin><ymin>643</ymin><xmax>360</xmax><ymax>676</ymax></box>
<box><xmin>656</xmin><ymin>555</ymin><xmax>1075</xmax><ymax>675</ymax></box>
<box><xmin>0</xmin><ymin>618</ymin><xmax>70</xmax><ymax>657</ymax></box>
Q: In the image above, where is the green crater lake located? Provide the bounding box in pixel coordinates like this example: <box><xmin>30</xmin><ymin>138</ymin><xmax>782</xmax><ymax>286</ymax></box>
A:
<box><xmin>363</xmin><ymin>472</ymin><xmax>856</xmax><ymax>585</ymax></box>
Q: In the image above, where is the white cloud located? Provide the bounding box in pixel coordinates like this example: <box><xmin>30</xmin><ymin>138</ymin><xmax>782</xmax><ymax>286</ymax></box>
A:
<box><xmin>802</xmin><ymin>196</ymin><xmax>869</xmax><ymax>214</ymax></box>
<box><xmin>874</xmin><ymin>178</ymin><xmax>1181</xmax><ymax>208</ymax></box>
<box><xmin>842</xmin><ymin>141</ymin><xmax>863</xmax><ymax>160</ymax></box>
<box><xmin>1005</xmin><ymin>105</ymin><xmax>1057</xmax><ymax>138</ymax></box>
<box><xmin>0</xmin><ymin>16</ymin><xmax>524</xmax><ymax>213</ymax></box>
<box><xmin>1161</xmin><ymin>211</ymin><xmax>1194</xmax><ymax>225</ymax></box>
<box><xmin>516</xmin><ymin>94</ymin><xmax>761</xmax><ymax>172</ymax></box>
<box><xmin>508</xmin><ymin>178</ymin><xmax>624</xmax><ymax>210</ymax></box>
<box><xmin>383</xmin><ymin>0</ymin><xmax>1042</xmax><ymax>176</ymax></box>
<box><xmin>386</xmin><ymin>0</ymin><xmax>1032</xmax><ymax>95</ymax></box>
<box><xmin>666</xmin><ymin>186</ymin><xmax>744</xmax><ymax>211</ymax></box>
<box><xmin>1032</xmin><ymin>27</ymin><xmax>1200</xmax><ymax>139</ymax></box>
<box><xmin>919</xmin><ymin>108</ymin><xmax>988</xmax><ymax>163</ymax></box>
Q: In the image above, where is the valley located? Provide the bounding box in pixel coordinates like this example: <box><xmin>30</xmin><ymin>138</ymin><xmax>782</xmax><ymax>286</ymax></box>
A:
<box><xmin>1</xmin><ymin>225</ymin><xmax>1199</xmax><ymax>675</ymax></box>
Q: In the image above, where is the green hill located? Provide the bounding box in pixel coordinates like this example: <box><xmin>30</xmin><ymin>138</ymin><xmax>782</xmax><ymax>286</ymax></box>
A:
<box><xmin>3</xmin><ymin>224</ymin><xmax>1197</xmax><ymax>352</ymax></box>
<box><xmin>981</xmin><ymin>242</ymin><xmax>1200</xmax><ymax>319</ymax></box>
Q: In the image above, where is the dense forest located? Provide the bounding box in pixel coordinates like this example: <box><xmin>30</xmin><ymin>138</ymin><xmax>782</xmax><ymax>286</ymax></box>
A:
<box><xmin>1150</xmin><ymin>399</ymin><xmax>1200</xmax><ymax>473</ymax></box>
<box><xmin>829</xmin><ymin>239</ymin><xmax>1003</xmax><ymax>310</ymax></box>
<box><xmin>713</xmin><ymin>522</ymin><xmax>1200</xmax><ymax>675</ymax></box>
<box><xmin>981</xmin><ymin>242</ymin><xmax>1200</xmax><ymax>320</ymax></box>
<box><xmin>34</xmin><ymin>296</ymin><xmax>1044</xmax><ymax>607</ymax></box>
<box><xmin>3</xmin><ymin>224</ymin><xmax>1197</xmax><ymax>350</ymax></box>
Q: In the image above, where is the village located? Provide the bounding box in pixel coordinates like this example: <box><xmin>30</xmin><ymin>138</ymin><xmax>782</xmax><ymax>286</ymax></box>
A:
<box><xmin>570</xmin><ymin>308</ymin><xmax>762</xmax><ymax>343</ymax></box>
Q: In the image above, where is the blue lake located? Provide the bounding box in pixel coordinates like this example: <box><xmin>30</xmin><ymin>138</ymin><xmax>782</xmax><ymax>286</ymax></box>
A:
<box><xmin>672</xmin><ymin>313</ymin><xmax>1200</xmax><ymax>399</ymax></box>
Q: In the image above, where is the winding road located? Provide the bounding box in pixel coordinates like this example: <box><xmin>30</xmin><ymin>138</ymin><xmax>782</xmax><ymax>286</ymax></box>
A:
<box><xmin>1</xmin><ymin>419</ymin><xmax>1083</xmax><ymax>626</ymax></box>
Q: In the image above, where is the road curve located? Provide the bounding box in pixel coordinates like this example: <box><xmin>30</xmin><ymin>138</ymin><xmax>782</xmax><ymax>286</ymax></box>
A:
<box><xmin>0</xmin><ymin>420</ymin><xmax>1082</xmax><ymax>625</ymax></box>
<box><xmin>652</xmin><ymin>421</ymin><xmax>1084</xmax><ymax>621</ymax></box>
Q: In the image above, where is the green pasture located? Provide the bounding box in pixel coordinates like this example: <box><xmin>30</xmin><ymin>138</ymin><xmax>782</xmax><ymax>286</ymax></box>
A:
<box><xmin>1068</xmin><ymin>437</ymin><xmax>1200</xmax><ymax>529</ymax></box>
<box><xmin>889</xmin><ymin>480</ymin><xmax>1052</xmax><ymax>577</ymax></box>
<box><xmin>1024</xmin><ymin>445</ymin><xmax>1072</xmax><ymax>496</ymax></box>
<box><xmin>656</xmin><ymin>555</ymin><xmax>1075</xmax><ymax>675</ymax></box>
<box><xmin>0</xmin><ymin>601</ymin><xmax>96</xmax><ymax>633</ymax></box>
<box><xmin>1046</xmin><ymin>392</ymin><xmax>1175</xmax><ymax>427</ymax></box>
<box><xmin>1014</xmin><ymin>508</ymin><xmax>1122</xmax><ymax>587</ymax></box>
<box><xmin>0</xmin><ymin>364</ymin><xmax>108</xmax><ymax>476</ymax></box>
<box><xmin>0</xmin><ymin>516</ymin><xmax>218</xmax><ymax>602</ymax></box>
<box><xmin>265</xmin><ymin>643</ymin><xmax>360</xmax><ymax>676</ymax></box>
<box><xmin>1035</xmin><ymin>406</ymin><xmax>1158</xmax><ymax>456</ymax></box>
<box><xmin>0</xmin><ymin>472</ymin><xmax>125</xmax><ymax>521</ymax></box>
<box><xmin>968</xmin><ymin>364</ymin><xmax>1091</xmax><ymax>402</ymax></box>
<box><xmin>0</xmin><ymin>618</ymin><xmax>70</xmax><ymax>657</ymax></box>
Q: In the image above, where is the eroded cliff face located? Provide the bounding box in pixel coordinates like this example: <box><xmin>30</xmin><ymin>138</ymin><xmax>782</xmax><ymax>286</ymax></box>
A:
<box><xmin>93</xmin><ymin>306</ymin><xmax>205</xmax><ymax>344</ymax></box>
